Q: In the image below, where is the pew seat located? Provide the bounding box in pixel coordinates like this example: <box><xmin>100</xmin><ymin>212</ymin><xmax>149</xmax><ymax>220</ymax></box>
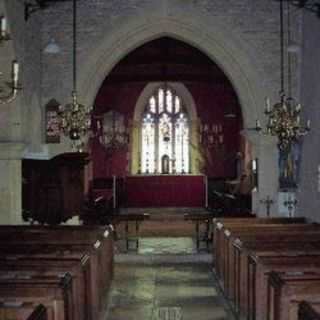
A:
<box><xmin>268</xmin><ymin>271</ymin><xmax>320</xmax><ymax>320</ymax></box>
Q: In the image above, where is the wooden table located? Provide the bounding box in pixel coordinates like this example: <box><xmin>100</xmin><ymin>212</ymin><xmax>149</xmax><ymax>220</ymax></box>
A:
<box><xmin>184</xmin><ymin>213</ymin><xmax>216</xmax><ymax>251</ymax></box>
<box><xmin>112</xmin><ymin>213</ymin><xmax>150</xmax><ymax>250</ymax></box>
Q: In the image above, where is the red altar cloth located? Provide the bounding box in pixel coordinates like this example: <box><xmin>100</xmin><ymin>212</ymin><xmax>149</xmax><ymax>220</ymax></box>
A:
<box><xmin>125</xmin><ymin>175</ymin><xmax>205</xmax><ymax>207</ymax></box>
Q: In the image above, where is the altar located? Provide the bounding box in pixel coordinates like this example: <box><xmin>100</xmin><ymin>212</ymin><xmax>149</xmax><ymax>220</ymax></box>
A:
<box><xmin>125</xmin><ymin>175</ymin><xmax>206</xmax><ymax>207</ymax></box>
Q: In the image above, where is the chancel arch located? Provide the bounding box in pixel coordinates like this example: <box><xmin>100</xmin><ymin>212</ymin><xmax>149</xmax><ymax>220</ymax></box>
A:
<box><xmin>91</xmin><ymin>37</ymin><xmax>255</xmax><ymax>209</ymax></box>
<box><xmin>77</xmin><ymin>12</ymin><xmax>278</xmax><ymax>214</ymax></box>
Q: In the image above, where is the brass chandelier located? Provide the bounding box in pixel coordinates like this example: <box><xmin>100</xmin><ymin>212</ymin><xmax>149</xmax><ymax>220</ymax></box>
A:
<box><xmin>256</xmin><ymin>0</ymin><xmax>310</xmax><ymax>153</ymax></box>
<box><xmin>0</xmin><ymin>16</ymin><xmax>20</xmax><ymax>104</ymax></box>
<box><xmin>58</xmin><ymin>0</ymin><xmax>92</xmax><ymax>152</ymax></box>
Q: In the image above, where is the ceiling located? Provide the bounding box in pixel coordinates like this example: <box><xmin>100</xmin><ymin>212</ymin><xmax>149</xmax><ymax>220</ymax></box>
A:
<box><xmin>102</xmin><ymin>37</ymin><xmax>231</xmax><ymax>84</ymax></box>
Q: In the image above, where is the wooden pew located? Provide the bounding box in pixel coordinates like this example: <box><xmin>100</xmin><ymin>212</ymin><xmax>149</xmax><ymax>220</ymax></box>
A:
<box><xmin>0</xmin><ymin>225</ymin><xmax>114</xmax><ymax>320</ymax></box>
<box><xmin>248</xmin><ymin>254</ymin><xmax>320</xmax><ymax>320</ymax></box>
<box><xmin>298</xmin><ymin>301</ymin><xmax>320</xmax><ymax>320</ymax></box>
<box><xmin>0</xmin><ymin>255</ymin><xmax>90</xmax><ymax>320</ymax></box>
<box><xmin>267</xmin><ymin>271</ymin><xmax>320</xmax><ymax>320</ymax></box>
<box><xmin>28</xmin><ymin>304</ymin><xmax>47</xmax><ymax>320</ymax></box>
<box><xmin>0</xmin><ymin>225</ymin><xmax>114</xmax><ymax>293</ymax></box>
<box><xmin>0</xmin><ymin>303</ymin><xmax>47</xmax><ymax>320</ymax></box>
<box><xmin>212</xmin><ymin>217</ymin><xmax>306</xmax><ymax>277</ymax></box>
<box><xmin>0</xmin><ymin>272</ymin><xmax>73</xmax><ymax>320</ymax></box>
<box><xmin>230</xmin><ymin>232</ymin><xmax>320</xmax><ymax>299</ymax></box>
<box><xmin>231</xmin><ymin>233</ymin><xmax>320</xmax><ymax>317</ymax></box>
<box><xmin>218</xmin><ymin>223</ymin><xmax>318</xmax><ymax>293</ymax></box>
<box><xmin>1</xmin><ymin>249</ymin><xmax>105</xmax><ymax>320</ymax></box>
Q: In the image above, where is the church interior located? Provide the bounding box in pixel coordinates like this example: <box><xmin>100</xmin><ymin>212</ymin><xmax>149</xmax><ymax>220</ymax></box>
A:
<box><xmin>1</xmin><ymin>0</ymin><xmax>320</xmax><ymax>319</ymax></box>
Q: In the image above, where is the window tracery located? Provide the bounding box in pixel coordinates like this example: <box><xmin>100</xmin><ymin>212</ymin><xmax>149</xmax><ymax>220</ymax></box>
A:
<box><xmin>141</xmin><ymin>86</ymin><xmax>190</xmax><ymax>174</ymax></box>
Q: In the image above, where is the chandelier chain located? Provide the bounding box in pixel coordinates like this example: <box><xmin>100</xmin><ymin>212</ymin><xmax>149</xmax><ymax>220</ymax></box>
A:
<box><xmin>73</xmin><ymin>0</ymin><xmax>77</xmax><ymax>93</ymax></box>
<box><xmin>280</xmin><ymin>0</ymin><xmax>285</xmax><ymax>94</ymax></box>
<box><xmin>287</xmin><ymin>0</ymin><xmax>293</xmax><ymax>97</ymax></box>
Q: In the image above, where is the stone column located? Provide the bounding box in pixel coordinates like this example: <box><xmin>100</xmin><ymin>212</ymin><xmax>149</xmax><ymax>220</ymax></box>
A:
<box><xmin>242</xmin><ymin>130</ymin><xmax>279</xmax><ymax>216</ymax></box>
<box><xmin>0</xmin><ymin>142</ymin><xmax>25</xmax><ymax>224</ymax></box>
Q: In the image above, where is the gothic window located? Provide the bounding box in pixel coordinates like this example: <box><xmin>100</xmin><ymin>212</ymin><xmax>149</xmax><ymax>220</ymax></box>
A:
<box><xmin>141</xmin><ymin>87</ymin><xmax>190</xmax><ymax>174</ymax></box>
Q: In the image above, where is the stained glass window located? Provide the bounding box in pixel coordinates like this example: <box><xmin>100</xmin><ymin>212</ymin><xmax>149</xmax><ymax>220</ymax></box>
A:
<box><xmin>141</xmin><ymin>86</ymin><xmax>190</xmax><ymax>174</ymax></box>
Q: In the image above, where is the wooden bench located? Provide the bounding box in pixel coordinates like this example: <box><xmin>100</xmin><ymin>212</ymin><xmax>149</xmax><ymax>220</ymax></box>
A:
<box><xmin>248</xmin><ymin>254</ymin><xmax>320</xmax><ymax>320</ymax></box>
<box><xmin>0</xmin><ymin>303</ymin><xmax>47</xmax><ymax>320</ymax></box>
<box><xmin>298</xmin><ymin>301</ymin><xmax>320</xmax><ymax>320</ymax></box>
<box><xmin>0</xmin><ymin>230</ymin><xmax>112</xmax><ymax>316</ymax></box>
<box><xmin>268</xmin><ymin>271</ymin><xmax>320</xmax><ymax>320</ymax></box>
<box><xmin>0</xmin><ymin>255</ymin><xmax>90</xmax><ymax>320</ymax></box>
<box><xmin>0</xmin><ymin>225</ymin><xmax>114</xmax><ymax>320</ymax></box>
<box><xmin>0</xmin><ymin>272</ymin><xmax>73</xmax><ymax>320</ymax></box>
<box><xmin>218</xmin><ymin>223</ymin><xmax>317</xmax><ymax>293</ymax></box>
<box><xmin>111</xmin><ymin>213</ymin><xmax>150</xmax><ymax>250</ymax></box>
<box><xmin>213</xmin><ymin>217</ymin><xmax>306</xmax><ymax>277</ymax></box>
<box><xmin>231</xmin><ymin>232</ymin><xmax>320</xmax><ymax>317</ymax></box>
<box><xmin>230</xmin><ymin>232</ymin><xmax>320</xmax><ymax>303</ymax></box>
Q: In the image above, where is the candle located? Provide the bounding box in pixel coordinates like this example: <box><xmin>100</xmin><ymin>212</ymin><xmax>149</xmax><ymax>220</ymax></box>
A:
<box><xmin>296</xmin><ymin>103</ymin><xmax>301</xmax><ymax>112</ymax></box>
<box><xmin>1</xmin><ymin>17</ymin><xmax>7</xmax><ymax>36</ymax></box>
<box><xmin>265</xmin><ymin>97</ymin><xmax>271</xmax><ymax>113</ymax></box>
<box><xmin>256</xmin><ymin>119</ymin><xmax>261</xmax><ymax>129</ymax></box>
<box><xmin>12</xmin><ymin>60</ymin><xmax>19</xmax><ymax>86</ymax></box>
<box><xmin>307</xmin><ymin>120</ymin><xmax>311</xmax><ymax>129</ymax></box>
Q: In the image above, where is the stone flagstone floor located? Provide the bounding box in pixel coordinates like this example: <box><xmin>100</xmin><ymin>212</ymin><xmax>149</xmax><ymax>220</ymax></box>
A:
<box><xmin>106</xmin><ymin>262</ymin><xmax>234</xmax><ymax>320</ymax></box>
<box><xmin>105</xmin><ymin>237</ymin><xmax>235</xmax><ymax>320</ymax></box>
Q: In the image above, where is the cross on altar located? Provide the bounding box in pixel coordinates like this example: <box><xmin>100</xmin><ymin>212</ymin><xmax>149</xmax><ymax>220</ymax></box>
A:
<box><xmin>260</xmin><ymin>196</ymin><xmax>274</xmax><ymax>217</ymax></box>
<box><xmin>284</xmin><ymin>197</ymin><xmax>298</xmax><ymax>218</ymax></box>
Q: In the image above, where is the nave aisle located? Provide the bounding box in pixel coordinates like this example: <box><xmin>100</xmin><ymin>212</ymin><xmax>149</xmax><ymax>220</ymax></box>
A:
<box><xmin>105</xmin><ymin>237</ymin><xmax>234</xmax><ymax>320</ymax></box>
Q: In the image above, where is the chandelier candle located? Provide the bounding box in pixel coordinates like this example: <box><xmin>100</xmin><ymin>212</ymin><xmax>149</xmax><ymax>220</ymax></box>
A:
<box><xmin>1</xmin><ymin>16</ymin><xmax>6</xmax><ymax>36</ymax></box>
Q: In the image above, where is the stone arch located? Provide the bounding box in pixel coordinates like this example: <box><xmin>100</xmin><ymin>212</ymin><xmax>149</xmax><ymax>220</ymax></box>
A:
<box><xmin>76</xmin><ymin>12</ymin><xmax>278</xmax><ymax>214</ymax></box>
<box><xmin>78</xmin><ymin>15</ymin><xmax>265</xmax><ymax>134</ymax></box>
<box><xmin>133</xmin><ymin>82</ymin><xmax>197</xmax><ymax>122</ymax></box>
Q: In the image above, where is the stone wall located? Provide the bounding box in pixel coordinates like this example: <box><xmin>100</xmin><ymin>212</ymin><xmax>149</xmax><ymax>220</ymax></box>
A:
<box><xmin>0</xmin><ymin>0</ymin><xmax>42</xmax><ymax>223</ymax></box>
<box><xmin>0</xmin><ymin>0</ymin><xmax>306</xmax><ymax>220</ymax></box>
<box><xmin>39</xmin><ymin>0</ymin><xmax>303</xmax><ymax>215</ymax></box>
<box><xmin>41</xmin><ymin>0</ymin><xmax>301</xmax><ymax>126</ymax></box>
<box><xmin>297</xmin><ymin>10</ymin><xmax>320</xmax><ymax>221</ymax></box>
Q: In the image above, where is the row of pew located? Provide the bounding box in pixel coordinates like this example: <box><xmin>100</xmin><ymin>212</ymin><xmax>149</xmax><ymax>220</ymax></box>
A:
<box><xmin>0</xmin><ymin>224</ymin><xmax>114</xmax><ymax>320</ymax></box>
<box><xmin>212</xmin><ymin>216</ymin><xmax>320</xmax><ymax>320</ymax></box>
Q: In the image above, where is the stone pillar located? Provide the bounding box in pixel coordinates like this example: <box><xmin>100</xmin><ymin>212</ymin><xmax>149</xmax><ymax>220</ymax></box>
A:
<box><xmin>0</xmin><ymin>142</ymin><xmax>25</xmax><ymax>224</ymax></box>
<box><xmin>242</xmin><ymin>130</ymin><xmax>279</xmax><ymax>216</ymax></box>
<box><xmin>257</xmin><ymin>136</ymin><xmax>279</xmax><ymax>217</ymax></box>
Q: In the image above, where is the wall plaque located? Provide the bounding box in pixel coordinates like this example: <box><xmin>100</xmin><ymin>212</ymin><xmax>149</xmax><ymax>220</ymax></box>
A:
<box><xmin>45</xmin><ymin>99</ymin><xmax>61</xmax><ymax>143</ymax></box>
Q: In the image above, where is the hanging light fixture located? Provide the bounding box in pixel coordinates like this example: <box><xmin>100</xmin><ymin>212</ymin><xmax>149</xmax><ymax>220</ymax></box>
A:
<box><xmin>58</xmin><ymin>0</ymin><xmax>92</xmax><ymax>152</ymax></box>
<box><xmin>256</xmin><ymin>0</ymin><xmax>310</xmax><ymax>153</ymax></box>
<box><xmin>97</xmin><ymin>110</ymin><xmax>130</xmax><ymax>150</ymax></box>
<box><xmin>0</xmin><ymin>16</ymin><xmax>20</xmax><ymax>104</ymax></box>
